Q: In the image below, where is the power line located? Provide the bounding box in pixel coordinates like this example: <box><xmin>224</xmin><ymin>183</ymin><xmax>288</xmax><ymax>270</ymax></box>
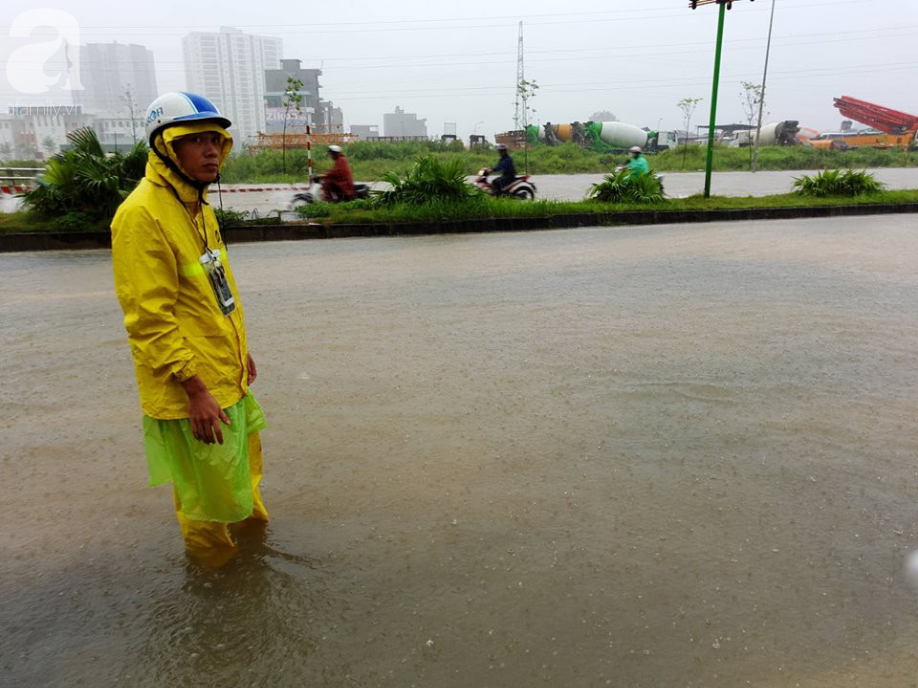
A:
<box><xmin>0</xmin><ymin>0</ymin><xmax>887</xmax><ymax>37</ymax></box>
<box><xmin>15</xmin><ymin>24</ymin><xmax>918</xmax><ymax>75</ymax></box>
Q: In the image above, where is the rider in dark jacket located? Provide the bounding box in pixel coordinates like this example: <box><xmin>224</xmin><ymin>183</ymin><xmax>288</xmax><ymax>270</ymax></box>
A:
<box><xmin>491</xmin><ymin>143</ymin><xmax>516</xmax><ymax>196</ymax></box>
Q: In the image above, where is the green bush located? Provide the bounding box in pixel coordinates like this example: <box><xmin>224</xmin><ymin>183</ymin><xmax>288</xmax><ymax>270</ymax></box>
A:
<box><xmin>51</xmin><ymin>211</ymin><xmax>102</xmax><ymax>232</ymax></box>
<box><xmin>374</xmin><ymin>154</ymin><xmax>482</xmax><ymax>206</ymax></box>
<box><xmin>20</xmin><ymin>128</ymin><xmax>146</xmax><ymax>221</ymax></box>
<box><xmin>213</xmin><ymin>208</ymin><xmax>253</xmax><ymax>227</ymax></box>
<box><xmin>792</xmin><ymin>169</ymin><xmax>885</xmax><ymax>197</ymax></box>
<box><xmin>588</xmin><ymin>170</ymin><xmax>666</xmax><ymax>203</ymax></box>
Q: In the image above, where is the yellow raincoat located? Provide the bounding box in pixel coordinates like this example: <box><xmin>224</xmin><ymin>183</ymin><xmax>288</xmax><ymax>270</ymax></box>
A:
<box><xmin>112</xmin><ymin>123</ymin><xmax>250</xmax><ymax>419</ymax></box>
<box><xmin>112</xmin><ymin>123</ymin><xmax>267</xmax><ymax>566</ymax></box>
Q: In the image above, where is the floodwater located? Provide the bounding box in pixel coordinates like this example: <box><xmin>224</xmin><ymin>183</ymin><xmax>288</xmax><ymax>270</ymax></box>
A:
<box><xmin>2</xmin><ymin>216</ymin><xmax>918</xmax><ymax>687</ymax></box>
<box><xmin>224</xmin><ymin>167</ymin><xmax>918</xmax><ymax>213</ymax></box>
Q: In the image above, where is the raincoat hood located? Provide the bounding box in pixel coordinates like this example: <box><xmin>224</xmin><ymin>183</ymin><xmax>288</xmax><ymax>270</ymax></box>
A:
<box><xmin>146</xmin><ymin>122</ymin><xmax>233</xmax><ymax>204</ymax></box>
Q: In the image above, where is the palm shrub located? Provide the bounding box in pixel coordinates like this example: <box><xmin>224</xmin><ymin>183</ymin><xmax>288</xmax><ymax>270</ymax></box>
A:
<box><xmin>588</xmin><ymin>169</ymin><xmax>665</xmax><ymax>203</ymax></box>
<box><xmin>373</xmin><ymin>154</ymin><xmax>482</xmax><ymax>206</ymax></box>
<box><xmin>792</xmin><ymin>168</ymin><xmax>885</xmax><ymax>197</ymax></box>
<box><xmin>21</xmin><ymin>127</ymin><xmax>147</xmax><ymax>228</ymax></box>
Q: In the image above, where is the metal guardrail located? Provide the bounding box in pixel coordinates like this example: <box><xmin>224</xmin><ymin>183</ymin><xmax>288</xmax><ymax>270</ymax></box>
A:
<box><xmin>0</xmin><ymin>167</ymin><xmax>43</xmax><ymax>194</ymax></box>
<box><xmin>0</xmin><ymin>167</ymin><xmax>43</xmax><ymax>182</ymax></box>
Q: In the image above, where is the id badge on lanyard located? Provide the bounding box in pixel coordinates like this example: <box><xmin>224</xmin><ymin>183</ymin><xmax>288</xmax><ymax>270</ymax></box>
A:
<box><xmin>199</xmin><ymin>248</ymin><xmax>236</xmax><ymax>315</ymax></box>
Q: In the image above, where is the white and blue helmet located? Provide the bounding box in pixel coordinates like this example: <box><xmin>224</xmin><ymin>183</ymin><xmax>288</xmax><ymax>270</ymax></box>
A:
<box><xmin>144</xmin><ymin>92</ymin><xmax>231</xmax><ymax>144</ymax></box>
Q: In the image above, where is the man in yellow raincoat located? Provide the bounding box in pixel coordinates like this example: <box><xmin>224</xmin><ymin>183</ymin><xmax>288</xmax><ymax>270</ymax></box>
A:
<box><xmin>112</xmin><ymin>92</ymin><xmax>267</xmax><ymax>566</ymax></box>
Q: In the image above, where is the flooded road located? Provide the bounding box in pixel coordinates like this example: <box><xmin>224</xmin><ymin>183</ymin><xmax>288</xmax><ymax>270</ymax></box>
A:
<box><xmin>3</xmin><ymin>167</ymin><xmax>917</xmax><ymax>216</ymax></box>
<box><xmin>225</xmin><ymin>167</ymin><xmax>918</xmax><ymax>213</ymax></box>
<box><xmin>3</xmin><ymin>216</ymin><xmax>918</xmax><ymax>687</ymax></box>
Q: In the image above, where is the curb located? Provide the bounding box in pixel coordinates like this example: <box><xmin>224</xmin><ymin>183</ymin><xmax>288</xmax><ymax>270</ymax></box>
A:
<box><xmin>2</xmin><ymin>202</ymin><xmax>917</xmax><ymax>253</ymax></box>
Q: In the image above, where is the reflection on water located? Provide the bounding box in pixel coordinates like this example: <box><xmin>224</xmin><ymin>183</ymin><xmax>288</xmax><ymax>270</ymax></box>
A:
<box><xmin>3</xmin><ymin>217</ymin><xmax>918</xmax><ymax>687</ymax></box>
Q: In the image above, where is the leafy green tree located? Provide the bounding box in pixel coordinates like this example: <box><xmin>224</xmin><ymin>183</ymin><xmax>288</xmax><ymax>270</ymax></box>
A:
<box><xmin>677</xmin><ymin>97</ymin><xmax>703</xmax><ymax>168</ymax></box>
<box><xmin>517</xmin><ymin>78</ymin><xmax>538</xmax><ymax>129</ymax></box>
<box><xmin>740</xmin><ymin>82</ymin><xmax>764</xmax><ymax>163</ymax></box>
<box><xmin>121</xmin><ymin>84</ymin><xmax>141</xmax><ymax>144</ymax></box>
<box><xmin>42</xmin><ymin>136</ymin><xmax>57</xmax><ymax>156</ymax></box>
<box><xmin>282</xmin><ymin>76</ymin><xmax>305</xmax><ymax>175</ymax></box>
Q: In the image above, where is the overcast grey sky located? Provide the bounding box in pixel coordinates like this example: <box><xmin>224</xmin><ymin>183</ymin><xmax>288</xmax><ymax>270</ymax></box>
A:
<box><xmin>2</xmin><ymin>0</ymin><xmax>916</xmax><ymax>139</ymax></box>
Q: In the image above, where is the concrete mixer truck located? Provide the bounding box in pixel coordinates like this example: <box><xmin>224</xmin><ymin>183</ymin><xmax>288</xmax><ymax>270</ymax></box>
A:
<box><xmin>730</xmin><ymin>121</ymin><xmax>801</xmax><ymax>147</ymax></box>
<box><xmin>524</xmin><ymin>121</ymin><xmax>677</xmax><ymax>153</ymax></box>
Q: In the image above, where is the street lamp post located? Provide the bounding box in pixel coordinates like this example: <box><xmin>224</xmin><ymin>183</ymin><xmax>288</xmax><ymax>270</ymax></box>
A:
<box><xmin>690</xmin><ymin>0</ymin><xmax>756</xmax><ymax>198</ymax></box>
<box><xmin>751</xmin><ymin>0</ymin><xmax>777</xmax><ymax>173</ymax></box>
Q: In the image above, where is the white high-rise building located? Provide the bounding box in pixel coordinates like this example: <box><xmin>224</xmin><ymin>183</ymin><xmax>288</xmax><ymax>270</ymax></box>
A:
<box><xmin>183</xmin><ymin>27</ymin><xmax>283</xmax><ymax>147</ymax></box>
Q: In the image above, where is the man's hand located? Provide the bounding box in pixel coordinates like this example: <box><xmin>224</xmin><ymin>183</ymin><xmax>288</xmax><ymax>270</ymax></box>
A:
<box><xmin>247</xmin><ymin>352</ymin><xmax>258</xmax><ymax>386</ymax></box>
<box><xmin>181</xmin><ymin>376</ymin><xmax>230</xmax><ymax>444</ymax></box>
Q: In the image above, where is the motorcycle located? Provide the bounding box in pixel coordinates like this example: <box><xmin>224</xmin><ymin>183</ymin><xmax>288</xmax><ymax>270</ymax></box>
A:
<box><xmin>290</xmin><ymin>174</ymin><xmax>371</xmax><ymax>208</ymax></box>
<box><xmin>474</xmin><ymin>169</ymin><xmax>537</xmax><ymax>200</ymax></box>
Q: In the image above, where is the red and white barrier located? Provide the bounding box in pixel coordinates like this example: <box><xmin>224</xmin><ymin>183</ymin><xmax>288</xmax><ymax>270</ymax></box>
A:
<box><xmin>214</xmin><ymin>185</ymin><xmax>311</xmax><ymax>194</ymax></box>
<box><xmin>0</xmin><ymin>185</ymin><xmax>31</xmax><ymax>195</ymax></box>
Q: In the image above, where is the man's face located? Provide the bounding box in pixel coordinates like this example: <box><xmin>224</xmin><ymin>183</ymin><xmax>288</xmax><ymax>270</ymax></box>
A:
<box><xmin>173</xmin><ymin>131</ymin><xmax>224</xmax><ymax>183</ymax></box>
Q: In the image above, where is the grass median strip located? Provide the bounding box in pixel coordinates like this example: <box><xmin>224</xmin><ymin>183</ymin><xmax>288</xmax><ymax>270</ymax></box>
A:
<box><xmin>290</xmin><ymin>190</ymin><xmax>918</xmax><ymax>226</ymax></box>
<box><xmin>3</xmin><ymin>190</ymin><xmax>917</xmax><ymax>235</ymax></box>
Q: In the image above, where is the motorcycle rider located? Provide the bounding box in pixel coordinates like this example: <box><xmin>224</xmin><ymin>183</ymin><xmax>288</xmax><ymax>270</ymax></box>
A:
<box><xmin>321</xmin><ymin>144</ymin><xmax>355</xmax><ymax>202</ymax></box>
<box><xmin>490</xmin><ymin>143</ymin><xmax>516</xmax><ymax>196</ymax></box>
<box><xmin>624</xmin><ymin>145</ymin><xmax>650</xmax><ymax>177</ymax></box>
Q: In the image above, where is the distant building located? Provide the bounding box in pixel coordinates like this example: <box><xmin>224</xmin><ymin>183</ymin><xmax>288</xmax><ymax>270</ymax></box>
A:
<box><xmin>183</xmin><ymin>27</ymin><xmax>283</xmax><ymax>146</ymax></box>
<box><xmin>350</xmin><ymin>124</ymin><xmax>380</xmax><ymax>141</ymax></box>
<box><xmin>72</xmin><ymin>42</ymin><xmax>158</xmax><ymax>118</ymax></box>
<box><xmin>1</xmin><ymin>105</ymin><xmax>95</xmax><ymax>158</ymax></box>
<box><xmin>264</xmin><ymin>59</ymin><xmax>320</xmax><ymax>132</ymax></box>
<box><xmin>94</xmin><ymin>114</ymin><xmax>145</xmax><ymax>151</ymax></box>
<box><xmin>0</xmin><ymin>104</ymin><xmax>159</xmax><ymax>158</ymax></box>
<box><xmin>383</xmin><ymin>106</ymin><xmax>427</xmax><ymax>138</ymax></box>
<box><xmin>320</xmin><ymin>101</ymin><xmax>344</xmax><ymax>130</ymax></box>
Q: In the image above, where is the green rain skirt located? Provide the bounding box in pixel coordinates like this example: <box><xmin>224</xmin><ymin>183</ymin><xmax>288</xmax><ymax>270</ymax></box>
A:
<box><xmin>143</xmin><ymin>394</ymin><xmax>266</xmax><ymax>522</ymax></box>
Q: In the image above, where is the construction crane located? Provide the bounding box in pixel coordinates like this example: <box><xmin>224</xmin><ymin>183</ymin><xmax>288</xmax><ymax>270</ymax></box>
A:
<box><xmin>833</xmin><ymin>96</ymin><xmax>918</xmax><ymax>135</ymax></box>
<box><xmin>815</xmin><ymin>96</ymin><xmax>918</xmax><ymax>150</ymax></box>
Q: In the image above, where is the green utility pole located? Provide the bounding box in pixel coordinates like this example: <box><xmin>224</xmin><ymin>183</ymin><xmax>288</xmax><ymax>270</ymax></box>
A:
<box><xmin>704</xmin><ymin>2</ymin><xmax>727</xmax><ymax>198</ymax></box>
<box><xmin>691</xmin><ymin>0</ymin><xmax>755</xmax><ymax>197</ymax></box>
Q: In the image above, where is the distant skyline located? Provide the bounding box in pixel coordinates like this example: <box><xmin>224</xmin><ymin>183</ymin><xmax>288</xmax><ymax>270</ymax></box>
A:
<box><xmin>2</xmin><ymin>0</ymin><xmax>916</xmax><ymax>140</ymax></box>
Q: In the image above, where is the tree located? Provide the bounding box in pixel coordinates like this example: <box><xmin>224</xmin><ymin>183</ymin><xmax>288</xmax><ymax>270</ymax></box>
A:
<box><xmin>0</xmin><ymin>142</ymin><xmax>11</xmax><ymax>159</ymax></box>
<box><xmin>589</xmin><ymin>110</ymin><xmax>617</xmax><ymax>123</ymax></box>
<box><xmin>517</xmin><ymin>78</ymin><xmax>538</xmax><ymax>170</ymax></box>
<box><xmin>517</xmin><ymin>78</ymin><xmax>538</xmax><ymax>129</ymax></box>
<box><xmin>676</xmin><ymin>97</ymin><xmax>703</xmax><ymax>168</ymax></box>
<box><xmin>739</xmin><ymin>81</ymin><xmax>764</xmax><ymax>160</ymax></box>
<box><xmin>121</xmin><ymin>84</ymin><xmax>141</xmax><ymax>145</ymax></box>
<box><xmin>282</xmin><ymin>76</ymin><xmax>304</xmax><ymax>175</ymax></box>
<box><xmin>42</xmin><ymin>136</ymin><xmax>57</xmax><ymax>156</ymax></box>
